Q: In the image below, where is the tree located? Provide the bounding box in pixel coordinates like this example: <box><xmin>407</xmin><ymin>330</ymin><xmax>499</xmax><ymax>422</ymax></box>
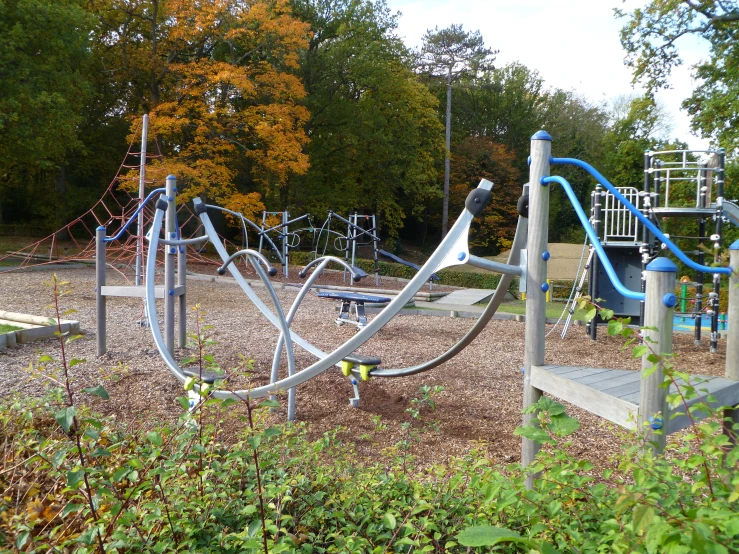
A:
<box><xmin>290</xmin><ymin>0</ymin><xmax>444</xmax><ymax>242</ymax></box>
<box><xmin>539</xmin><ymin>90</ymin><xmax>610</xmax><ymax>242</ymax></box>
<box><xmin>449</xmin><ymin>137</ymin><xmax>520</xmax><ymax>255</ymax></box>
<box><xmin>418</xmin><ymin>24</ymin><xmax>497</xmax><ymax>237</ymax></box>
<box><xmin>0</xmin><ymin>0</ymin><xmax>94</xmax><ymax>225</ymax></box>
<box><xmin>452</xmin><ymin>62</ymin><xmax>547</xmax><ymax>174</ymax></box>
<box><xmin>86</xmin><ymin>0</ymin><xmax>311</xmax><ymax>214</ymax></box>
<box><xmin>616</xmin><ymin>1</ymin><xmax>739</xmax><ymax>150</ymax></box>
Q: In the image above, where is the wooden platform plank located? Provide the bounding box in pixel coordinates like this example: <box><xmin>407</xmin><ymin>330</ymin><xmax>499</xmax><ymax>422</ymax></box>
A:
<box><xmin>532</xmin><ymin>365</ymin><xmax>739</xmax><ymax>435</ymax></box>
<box><xmin>619</xmin><ymin>376</ymin><xmax>722</xmax><ymax>405</ymax></box>
<box><xmin>585</xmin><ymin>371</ymin><xmax>643</xmax><ymax>392</ymax></box>
<box><xmin>531</xmin><ymin>365</ymin><xmax>638</xmax><ymax>429</ymax></box>
<box><xmin>570</xmin><ymin>368</ymin><xmax>635</xmax><ymax>386</ymax></box>
<box><xmin>101</xmin><ymin>285</ymin><xmax>185</xmax><ymax>299</ymax></box>
<box><xmin>544</xmin><ymin>365</ymin><xmax>612</xmax><ymax>378</ymax></box>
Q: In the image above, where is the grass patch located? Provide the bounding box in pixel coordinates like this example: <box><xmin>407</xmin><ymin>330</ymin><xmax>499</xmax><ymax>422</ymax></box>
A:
<box><xmin>495</xmin><ymin>299</ymin><xmax>587</xmax><ymax>320</ymax></box>
<box><xmin>0</xmin><ymin>323</ymin><xmax>23</xmax><ymax>333</ymax></box>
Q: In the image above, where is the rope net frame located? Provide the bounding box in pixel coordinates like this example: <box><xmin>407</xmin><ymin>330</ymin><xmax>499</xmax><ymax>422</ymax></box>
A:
<box><xmin>0</xmin><ymin>120</ymin><xmax>239</xmax><ymax>281</ymax></box>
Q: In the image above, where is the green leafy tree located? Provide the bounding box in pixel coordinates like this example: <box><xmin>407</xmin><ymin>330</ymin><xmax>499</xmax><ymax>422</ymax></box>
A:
<box><xmin>418</xmin><ymin>24</ymin><xmax>497</xmax><ymax>237</ymax></box>
<box><xmin>452</xmin><ymin>62</ymin><xmax>547</xmax><ymax>173</ymax></box>
<box><xmin>540</xmin><ymin>90</ymin><xmax>610</xmax><ymax>242</ymax></box>
<box><xmin>291</xmin><ymin>0</ymin><xmax>444</xmax><ymax>241</ymax></box>
<box><xmin>0</xmin><ymin>0</ymin><xmax>94</xmax><ymax>226</ymax></box>
<box><xmin>617</xmin><ymin>1</ymin><xmax>739</xmax><ymax>150</ymax></box>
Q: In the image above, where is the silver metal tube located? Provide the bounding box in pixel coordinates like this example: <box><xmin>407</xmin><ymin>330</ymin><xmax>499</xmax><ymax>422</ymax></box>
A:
<box><xmin>158</xmin><ymin>235</ymin><xmax>210</xmax><ymax>246</ymax></box>
<box><xmin>135</xmin><ymin>114</ymin><xmax>148</xmax><ymax>286</ymax></box>
<box><xmin>164</xmin><ymin>175</ymin><xmax>176</xmax><ymax>354</ymax></box>
<box><xmin>96</xmin><ymin>226</ymin><xmax>107</xmax><ymax>356</ymax></box>
<box><xmin>466</xmin><ymin>255</ymin><xmax>523</xmax><ymax>276</ymax></box>
<box><xmin>366</xmin><ymin>210</ymin><xmax>527</xmax><ymax>378</ymax></box>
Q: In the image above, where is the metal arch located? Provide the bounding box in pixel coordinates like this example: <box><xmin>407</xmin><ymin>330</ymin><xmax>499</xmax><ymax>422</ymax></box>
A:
<box><xmin>145</xmin><ymin>180</ymin><xmax>494</xmax><ymax>400</ymax></box>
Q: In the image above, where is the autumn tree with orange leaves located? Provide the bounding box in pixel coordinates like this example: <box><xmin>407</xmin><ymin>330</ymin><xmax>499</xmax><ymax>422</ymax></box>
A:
<box><xmin>449</xmin><ymin>137</ymin><xmax>520</xmax><ymax>254</ymax></box>
<box><xmin>87</xmin><ymin>0</ymin><xmax>311</xmax><ymax>214</ymax></box>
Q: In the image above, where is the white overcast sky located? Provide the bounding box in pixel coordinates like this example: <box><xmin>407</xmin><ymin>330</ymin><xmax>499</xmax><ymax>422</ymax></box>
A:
<box><xmin>385</xmin><ymin>0</ymin><xmax>712</xmax><ymax>150</ymax></box>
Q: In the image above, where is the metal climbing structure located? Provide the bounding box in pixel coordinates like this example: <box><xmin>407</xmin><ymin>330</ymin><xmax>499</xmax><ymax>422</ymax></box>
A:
<box><xmin>588</xmin><ymin>147</ymin><xmax>736</xmax><ymax>352</ymax></box>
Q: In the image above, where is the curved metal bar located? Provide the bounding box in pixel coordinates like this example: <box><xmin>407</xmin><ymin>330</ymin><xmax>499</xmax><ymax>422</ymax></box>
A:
<box><xmin>551</xmin><ymin>157</ymin><xmax>732</xmax><ymax>276</ymax></box>
<box><xmin>218</xmin><ymin>248</ymin><xmax>276</xmax><ymax>277</ymax></box>
<box><xmin>269</xmin><ymin>255</ymin><xmax>337</xmax><ymax>408</ymax></box>
<box><xmin>249</xmin><ymin>254</ymin><xmax>297</xmax><ymax>420</ymax></box>
<box><xmin>299</xmin><ymin>255</ymin><xmax>364</xmax><ymax>281</ymax></box>
<box><xmin>104</xmin><ymin>188</ymin><xmax>166</xmax><ymax>243</ymax></box>
<box><xmin>183</xmin><ymin>181</ymin><xmax>490</xmax><ymax>398</ymax></box>
<box><xmin>543</xmin><ymin>175</ymin><xmax>645</xmax><ymax>301</ymax></box>
<box><xmin>365</xmin><ymin>208</ymin><xmax>527</xmax><ymax>378</ymax></box>
<box><xmin>204</xmin><ymin>204</ymin><xmax>283</xmax><ymax>263</ymax></box>
<box><xmin>158</xmin><ymin>235</ymin><xmax>210</xmax><ymax>246</ymax></box>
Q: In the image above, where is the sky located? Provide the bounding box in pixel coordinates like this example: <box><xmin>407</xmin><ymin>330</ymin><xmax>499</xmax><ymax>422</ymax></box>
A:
<box><xmin>384</xmin><ymin>0</ymin><xmax>712</xmax><ymax>150</ymax></box>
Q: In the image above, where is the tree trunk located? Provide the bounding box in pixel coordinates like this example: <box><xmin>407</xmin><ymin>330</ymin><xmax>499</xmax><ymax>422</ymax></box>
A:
<box><xmin>442</xmin><ymin>73</ymin><xmax>452</xmax><ymax>238</ymax></box>
<box><xmin>55</xmin><ymin>165</ymin><xmax>69</xmax><ymax>240</ymax></box>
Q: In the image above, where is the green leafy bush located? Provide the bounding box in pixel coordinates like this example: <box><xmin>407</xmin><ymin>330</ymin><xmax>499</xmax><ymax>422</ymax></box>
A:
<box><xmin>3</xmin><ymin>278</ymin><xmax>737</xmax><ymax>553</ymax></box>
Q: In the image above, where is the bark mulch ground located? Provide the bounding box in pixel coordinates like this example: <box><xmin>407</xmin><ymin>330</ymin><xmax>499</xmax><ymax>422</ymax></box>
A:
<box><xmin>0</xmin><ymin>265</ymin><xmax>726</xmax><ymax>470</ymax></box>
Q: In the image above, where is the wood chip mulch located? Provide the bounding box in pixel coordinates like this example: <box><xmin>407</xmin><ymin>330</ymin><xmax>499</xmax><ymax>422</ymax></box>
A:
<box><xmin>0</xmin><ymin>266</ymin><xmax>727</xmax><ymax>471</ymax></box>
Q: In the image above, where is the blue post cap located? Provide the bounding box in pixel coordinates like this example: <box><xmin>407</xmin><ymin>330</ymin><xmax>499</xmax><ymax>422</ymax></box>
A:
<box><xmin>730</xmin><ymin>239</ymin><xmax>739</xmax><ymax>250</ymax></box>
<box><xmin>531</xmin><ymin>130</ymin><xmax>552</xmax><ymax>141</ymax></box>
<box><xmin>646</xmin><ymin>258</ymin><xmax>677</xmax><ymax>272</ymax></box>
<box><xmin>97</xmin><ymin>226</ymin><xmax>106</xmax><ymax>231</ymax></box>
<box><xmin>663</xmin><ymin>293</ymin><xmax>677</xmax><ymax>308</ymax></box>
<box><xmin>167</xmin><ymin>174</ymin><xmax>177</xmax><ymax>180</ymax></box>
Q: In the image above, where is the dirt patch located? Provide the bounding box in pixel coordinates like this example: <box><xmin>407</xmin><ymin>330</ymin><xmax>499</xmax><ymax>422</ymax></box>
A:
<box><xmin>0</xmin><ymin>265</ymin><xmax>728</xmax><ymax>470</ymax></box>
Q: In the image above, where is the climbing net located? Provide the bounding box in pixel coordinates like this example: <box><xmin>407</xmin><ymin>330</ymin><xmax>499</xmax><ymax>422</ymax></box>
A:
<box><xmin>0</xmin><ymin>120</ymin><xmax>222</xmax><ymax>281</ymax></box>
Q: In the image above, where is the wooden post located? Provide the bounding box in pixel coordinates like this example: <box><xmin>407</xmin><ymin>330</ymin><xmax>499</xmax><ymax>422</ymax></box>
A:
<box><xmin>639</xmin><ymin>258</ymin><xmax>677</xmax><ymax>453</ymax></box>
<box><xmin>164</xmin><ymin>175</ymin><xmax>176</xmax><ymax>355</ymax></box>
<box><xmin>724</xmin><ymin>242</ymin><xmax>739</xmax><ymax>442</ymax></box>
<box><xmin>522</xmin><ymin>130</ymin><xmax>551</xmax><ymax>488</ymax></box>
<box><xmin>96</xmin><ymin>226</ymin><xmax>107</xmax><ymax>356</ymax></box>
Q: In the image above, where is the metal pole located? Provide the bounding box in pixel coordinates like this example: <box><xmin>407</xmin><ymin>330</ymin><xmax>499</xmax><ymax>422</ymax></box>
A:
<box><xmin>178</xmin><ymin>241</ymin><xmax>187</xmax><ymax>348</ymax></box>
<box><xmin>282</xmin><ymin>210</ymin><xmax>289</xmax><ymax>278</ymax></box>
<box><xmin>258</xmin><ymin>211</ymin><xmax>266</xmax><ymax>255</ymax></box>
<box><xmin>696</xmin><ymin>163</ymin><xmax>706</xmax><ymax>345</ymax></box>
<box><xmin>135</xmin><ymin>114</ymin><xmax>149</xmax><ymax>286</ymax></box>
<box><xmin>640</xmin><ymin>153</ymin><xmax>653</xmax><ymax>326</ymax></box>
<box><xmin>96</xmin><ymin>226</ymin><xmax>107</xmax><ymax>356</ymax></box>
<box><xmin>639</xmin><ymin>258</ymin><xmax>676</xmax><ymax>454</ymax></box>
<box><xmin>724</xmin><ymin>242</ymin><xmax>739</xmax><ymax>442</ymax></box>
<box><xmin>589</xmin><ymin>185</ymin><xmax>602</xmax><ymax>340</ymax></box>
<box><xmin>164</xmin><ymin>175</ymin><xmax>176</xmax><ymax>355</ymax></box>
<box><xmin>372</xmin><ymin>214</ymin><xmax>379</xmax><ymax>287</ymax></box>
<box><xmin>710</xmin><ymin>150</ymin><xmax>725</xmax><ymax>353</ymax></box>
<box><xmin>522</xmin><ymin>130</ymin><xmax>551</xmax><ymax>488</ymax></box>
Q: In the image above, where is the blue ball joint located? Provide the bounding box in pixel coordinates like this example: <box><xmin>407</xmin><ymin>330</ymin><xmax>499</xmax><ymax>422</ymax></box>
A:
<box><xmin>541</xmin><ymin>282</ymin><xmax>549</xmax><ymax>293</ymax></box>
<box><xmin>649</xmin><ymin>415</ymin><xmax>663</xmax><ymax>430</ymax></box>
<box><xmin>170</xmin><ymin>247</ymin><xmax>176</xmax><ymax>254</ymax></box>
<box><xmin>168</xmin><ymin>290</ymin><xmax>174</xmax><ymax>296</ymax></box>
<box><xmin>663</xmin><ymin>293</ymin><xmax>677</xmax><ymax>308</ymax></box>
<box><xmin>457</xmin><ymin>251</ymin><xmax>466</xmax><ymax>261</ymax></box>
<box><xmin>351</xmin><ymin>378</ymin><xmax>358</xmax><ymax>386</ymax></box>
<box><xmin>542</xmin><ymin>250</ymin><xmax>550</xmax><ymax>261</ymax></box>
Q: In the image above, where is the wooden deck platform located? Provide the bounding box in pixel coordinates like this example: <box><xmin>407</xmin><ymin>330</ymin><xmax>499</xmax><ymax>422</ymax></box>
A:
<box><xmin>531</xmin><ymin>365</ymin><xmax>739</xmax><ymax>434</ymax></box>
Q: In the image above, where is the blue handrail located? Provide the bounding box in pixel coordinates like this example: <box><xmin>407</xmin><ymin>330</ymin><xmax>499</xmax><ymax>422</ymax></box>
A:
<box><xmin>542</xmin><ymin>175</ymin><xmax>645</xmax><ymax>301</ymax></box>
<box><xmin>104</xmin><ymin>188</ymin><xmax>166</xmax><ymax>243</ymax></box>
<box><xmin>551</xmin><ymin>157</ymin><xmax>731</xmax><ymax>276</ymax></box>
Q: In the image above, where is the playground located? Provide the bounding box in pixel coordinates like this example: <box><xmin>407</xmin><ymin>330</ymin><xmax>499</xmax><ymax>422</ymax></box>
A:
<box><xmin>0</xmin><ymin>263</ymin><xmax>728</xmax><ymax>469</ymax></box>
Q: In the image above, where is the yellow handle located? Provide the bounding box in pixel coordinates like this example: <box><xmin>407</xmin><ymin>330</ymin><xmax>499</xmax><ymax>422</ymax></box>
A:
<box><xmin>341</xmin><ymin>361</ymin><xmax>354</xmax><ymax>377</ymax></box>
